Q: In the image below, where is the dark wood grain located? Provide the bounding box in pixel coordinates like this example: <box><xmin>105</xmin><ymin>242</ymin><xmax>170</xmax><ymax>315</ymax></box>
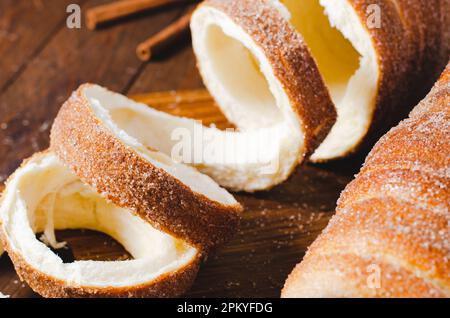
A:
<box><xmin>129</xmin><ymin>44</ymin><xmax>204</xmax><ymax>94</ymax></box>
<box><xmin>0</xmin><ymin>0</ymin><xmax>186</xmax><ymax>183</ymax></box>
<box><xmin>0</xmin><ymin>0</ymin><xmax>84</xmax><ymax>91</ymax></box>
<box><xmin>132</xmin><ymin>89</ymin><xmax>234</xmax><ymax>129</ymax></box>
<box><xmin>0</xmin><ymin>1</ymin><xmax>362</xmax><ymax>298</ymax></box>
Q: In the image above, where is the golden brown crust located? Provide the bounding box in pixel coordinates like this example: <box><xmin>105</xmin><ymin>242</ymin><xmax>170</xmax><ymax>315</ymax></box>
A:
<box><xmin>338</xmin><ymin>168</ymin><xmax>449</xmax><ymax>213</ymax></box>
<box><xmin>283</xmin><ymin>64</ymin><xmax>450</xmax><ymax>297</ymax></box>
<box><xmin>358</xmin><ymin>61</ymin><xmax>450</xmax><ymax>180</ymax></box>
<box><xmin>0</xmin><ymin>227</ymin><xmax>201</xmax><ymax>298</ymax></box>
<box><xmin>362</xmin><ymin>112</ymin><xmax>450</xmax><ymax>177</ymax></box>
<box><xmin>284</xmin><ymin>253</ymin><xmax>447</xmax><ymax>298</ymax></box>
<box><xmin>410</xmin><ymin>62</ymin><xmax>450</xmax><ymax>117</ymax></box>
<box><xmin>200</xmin><ymin>0</ymin><xmax>337</xmax><ymax>157</ymax></box>
<box><xmin>345</xmin><ymin>0</ymin><xmax>449</xmax><ymax>155</ymax></box>
<box><xmin>311</xmin><ymin>198</ymin><xmax>449</xmax><ymax>285</ymax></box>
<box><xmin>50</xmin><ymin>84</ymin><xmax>242</xmax><ymax>251</ymax></box>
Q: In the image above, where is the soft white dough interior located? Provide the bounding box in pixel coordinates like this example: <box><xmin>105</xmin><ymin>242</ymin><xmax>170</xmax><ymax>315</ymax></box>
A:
<box><xmin>189</xmin><ymin>6</ymin><xmax>307</xmax><ymax>190</ymax></box>
<box><xmin>0</xmin><ymin>153</ymin><xmax>197</xmax><ymax>287</ymax></box>
<box><xmin>84</xmin><ymin>83</ymin><xmax>302</xmax><ymax>192</ymax></box>
<box><xmin>202</xmin><ymin>24</ymin><xmax>283</xmax><ymax>129</ymax></box>
<box><xmin>279</xmin><ymin>0</ymin><xmax>379</xmax><ymax>160</ymax></box>
<box><xmin>191</xmin><ymin>6</ymin><xmax>305</xmax><ymax>133</ymax></box>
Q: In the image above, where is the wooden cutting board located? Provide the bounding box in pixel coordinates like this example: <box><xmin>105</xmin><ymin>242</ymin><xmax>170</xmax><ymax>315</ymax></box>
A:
<box><xmin>0</xmin><ymin>89</ymin><xmax>360</xmax><ymax>298</ymax></box>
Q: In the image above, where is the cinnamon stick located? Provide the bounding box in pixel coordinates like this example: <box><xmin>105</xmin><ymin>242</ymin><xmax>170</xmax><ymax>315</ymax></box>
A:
<box><xmin>86</xmin><ymin>0</ymin><xmax>192</xmax><ymax>30</ymax></box>
<box><xmin>136</xmin><ymin>7</ymin><xmax>194</xmax><ymax>61</ymax></box>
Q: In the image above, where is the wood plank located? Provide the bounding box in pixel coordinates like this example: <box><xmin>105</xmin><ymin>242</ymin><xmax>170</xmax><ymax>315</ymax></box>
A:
<box><xmin>0</xmin><ymin>0</ymin><xmax>187</xmax><ymax>183</ymax></box>
<box><xmin>0</xmin><ymin>0</ymin><xmax>84</xmax><ymax>91</ymax></box>
<box><xmin>128</xmin><ymin>44</ymin><xmax>204</xmax><ymax>94</ymax></box>
<box><xmin>0</xmin><ymin>89</ymin><xmax>354</xmax><ymax>298</ymax></box>
<box><xmin>132</xmin><ymin>89</ymin><xmax>234</xmax><ymax>129</ymax></box>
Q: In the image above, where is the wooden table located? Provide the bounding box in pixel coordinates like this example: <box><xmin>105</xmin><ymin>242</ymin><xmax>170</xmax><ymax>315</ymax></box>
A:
<box><xmin>0</xmin><ymin>0</ymin><xmax>364</xmax><ymax>298</ymax></box>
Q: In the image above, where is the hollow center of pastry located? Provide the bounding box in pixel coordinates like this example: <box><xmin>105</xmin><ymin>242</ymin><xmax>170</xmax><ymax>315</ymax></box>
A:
<box><xmin>202</xmin><ymin>24</ymin><xmax>283</xmax><ymax>128</ymax></box>
<box><xmin>0</xmin><ymin>153</ymin><xmax>197</xmax><ymax>287</ymax></box>
<box><xmin>36</xmin><ymin>229</ymin><xmax>132</xmax><ymax>263</ymax></box>
<box><xmin>281</xmin><ymin>0</ymin><xmax>360</xmax><ymax>104</ymax></box>
<box><xmin>281</xmin><ymin>0</ymin><xmax>378</xmax><ymax>160</ymax></box>
<box><xmin>34</xmin><ymin>187</ymin><xmax>158</xmax><ymax>260</ymax></box>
